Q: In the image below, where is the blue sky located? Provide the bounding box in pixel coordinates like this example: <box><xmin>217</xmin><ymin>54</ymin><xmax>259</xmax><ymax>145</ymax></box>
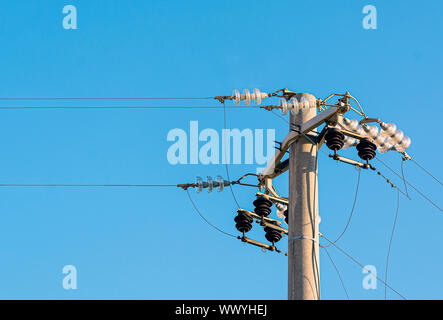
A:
<box><xmin>0</xmin><ymin>0</ymin><xmax>441</xmax><ymax>299</ymax></box>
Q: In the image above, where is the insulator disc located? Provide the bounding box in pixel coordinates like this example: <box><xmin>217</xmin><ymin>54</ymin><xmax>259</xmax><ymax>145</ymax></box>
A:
<box><xmin>243</xmin><ymin>89</ymin><xmax>251</xmax><ymax>105</ymax></box>
<box><xmin>264</xmin><ymin>225</ymin><xmax>282</xmax><ymax>243</ymax></box>
<box><xmin>234</xmin><ymin>212</ymin><xmax>253</xmax><ymax>233</ymax></box>
<box><xmin>356</xmin><ymin>138</ymin><xmax>377</xmax><ymax>161</ymax></box>
<box><xmin>254</xmin><ymin>88</ymin><xmax>262</xmax><ymax>105</ymax></box>
<box><xmin>280</xmin><ymin>98</ymin><xmax>288</xmax><ymax>115</ymax></box>
<box><xmin>253</xmin><ymin>196</ymin><xmax>272</xmax><ymax>217</ymax></box>
<box><xmin>233</xmin><ymin>89</ymin><xmax>240</xmax><ymax>105</ymax></box>
<box><xmin>325</xmin><ymin>128</ymin><xmax>345</xmax><ymax>152</ymax></box>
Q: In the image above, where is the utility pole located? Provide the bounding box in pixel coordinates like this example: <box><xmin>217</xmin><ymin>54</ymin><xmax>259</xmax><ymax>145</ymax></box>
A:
<box><xmin>192</xmin><ymin>88</ymin><xmax>412</xmax><ymax>300</ymax></box>
<box><xmin>288</xmin><ymin>93</ymin><xmax>320</xmax><ymax>300</ymax></box>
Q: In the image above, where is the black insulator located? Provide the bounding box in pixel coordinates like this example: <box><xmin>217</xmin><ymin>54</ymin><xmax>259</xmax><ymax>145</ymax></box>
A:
<box><xmin>284</xmin><ymin>210</ymin><xmax>288</xmax><ymax>224</ymax></box>
<box><xmin>325</xmin><ymin>128</ymin><xmax>345</xmax><ymax>152</ymax></box>
<box><xmin>234</xmin><ymin>212</ymin><xmax>253</xmax><ymax>233</ymax></box>
<box><xmin>264</xmin><ymin>223</ymin><xmax>283</xmax><ymax>244</ymax></box>
<box><xmin>253</xmin><ymin>196</ymin><xmax>272</xmax><ymax>217</ymax></box>
<box><xmin>356</xmin><ymin>138</ymin><xmax>377</xmax><ymax>161</ymax></box>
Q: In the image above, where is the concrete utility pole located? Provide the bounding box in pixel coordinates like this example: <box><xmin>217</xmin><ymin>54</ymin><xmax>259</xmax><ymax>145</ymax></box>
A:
<box><xmin>288</xmin><ymin>93</ymin><xmax>320</xmax><ymax>300</ymax></box>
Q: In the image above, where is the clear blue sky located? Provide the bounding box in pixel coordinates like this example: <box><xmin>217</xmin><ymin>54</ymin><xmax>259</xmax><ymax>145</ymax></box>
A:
<box><xmin>0</xmin><ymin>0</ymin><xmax>441</xmax><ymax>299</ymax></box>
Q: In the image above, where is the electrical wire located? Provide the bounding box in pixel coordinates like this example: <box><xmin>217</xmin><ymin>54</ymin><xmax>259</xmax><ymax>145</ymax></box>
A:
<box><xmin>400</xmin><ymin>159</ymin><xmax>410</xmax><ymax>199</ymax></box>
<box><xmin>375</xmin><ymin>157</ymin><xmax>442</xmax><ymax>212</ymax></box>
<box><xmin>372</xmin><ymin>167</ymin><xmax>410</xmax><ymax>199</ymax></box>
<box><xmin>321</xmin><ymin>245</ymin><xmax>350</xmax><ymax>300</ymax></box>
<box><xmin>0</xmin><ymin>106</ymin><xmax>252</xmax><ymax>110</ymax></box>
<box><xmin>322</xmin><ymin>168</ymin><xmax>361</xmax><ymax>248</ymax></box>
<box><xmin>410</xmin><ymin>158</ymin><xmax>443</xmax><ymax>187</ymax></box>
<box><xmin>222</xmin><ymin>102</ymin><xmax>241</xmax><ymax>209</ymax></box>
<box><xmin>320</xmin><ymin>233</ymin><xmax>407</xmax><ymax>300</ymax></box>
<box><xmin>385</xmin><ymin>190</ymin><xmax>400</xmax><ymax>300</ymax></box>
<box><xmin>0</xmin><ymin>97</ymin><xmax>214</xmax><ymax>100</ymax></box>
<box><xmin>0</xmin><ymin>183</ymin><xmax>176</xmax><ymax>187</ymax></box>
<box><xmin>185</xmin><ymin>189</ymin><xmax>237</xmax><ymax>239</ymax></box>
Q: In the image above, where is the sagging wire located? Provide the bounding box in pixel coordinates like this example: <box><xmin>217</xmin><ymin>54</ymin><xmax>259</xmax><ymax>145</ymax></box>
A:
<box><xmin>321</xmin><ymin>245</ymin><xmax>350</xmax><ymax>300</ymax></box>
<box><xmin>375</xmin><ymin>157</ymin><xmax>442</xmax><ymax>212</ymax></box>
<box><xmin>322</xmin><ymin>167</ymin><xmax>361</xmax><ymax>248</ymax></box>
<box><xmin>185</xmin><ymin>189</ymin><xmax>238</xmax><ymax>239</ymax></box>
<box><xmin>400</xmin><ymin>159</ymin><xmax>410</xmax><ymax>199</ymax></box>
<box><xmin>385</xmin><ymin>190</ymin><xmax>400</xmax><ymax>300</ymax></box>
<box><xmin>222</xmin><ymin>101</ymin><xmax>242</xmax><ymax>209</ymax></box>
<box><xmin>320</xmin><ymin>233</ymin><xmax>407</xmax><ymax>300</ymax></box>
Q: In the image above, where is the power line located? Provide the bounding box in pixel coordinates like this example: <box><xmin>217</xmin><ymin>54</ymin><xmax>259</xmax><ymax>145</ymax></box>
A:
<box><xmin>322</xmin><ymin>168</ymin><xmax>361</xmax><ymax>248</ymax></box>
<box><xmin>0</xmin><ymin>97</ymin><xmax>215</xmax><ymax>100</ymax></box>
<box><xmin>375</xmin><ymin>157</ymin><xmax>442</xmax><ymax>212</ymax></box>
<box><xmin>320</xmin><ymin>233</ymin><xmax>407</xmax><ymax>300</ymax></box>
<box><xmin>223</xmin><ymin>102</ymin><xmax>242</xmax><ymax>209</ymax></box>
<box><xmin>385</xmin><ymin>190</ymin><xmax>400</xmax><ymax>300</ymax></box>
<box><xmin>0</xmin><ymin>105</ymin><xmax>253</xmax><ymax>110</ymax></box>
<box><xmin>410</xmin><ymin>158</ymin><xmax>443</xmax><ymax>186</ymax></box>
<box><xmin>0</xmin><ymin>184</ymin><xmax>177</xmax><ymax>187</ymax></box>
<box><xmin>185</xmin><ymin>189</ymin><xmax>237</xmax><ymax>239</ymax></box>
<box><xmin>321</xmin><ymin>245</ymin><xmax>350</xmax><ymax>300</ymax></box>
<box><xmin>400</xmin><ymin>159</ymin><xmax>410</xmax><ymax>199</ymax></box>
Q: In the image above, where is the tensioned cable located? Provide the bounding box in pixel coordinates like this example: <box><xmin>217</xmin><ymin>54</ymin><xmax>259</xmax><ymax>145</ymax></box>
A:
<box><xmin>0</xmin><ymin>183</ymin><xmax>176</xmax><ymax>187</ymax></box>
<box><xmin>320</xmin><ymin>233</ymin><xmax>407</xmax><ymax>300</ymax></box>
<box><xmin>0</xmin><ymin>106</ymin><xmax>254</xmax><ymax>110</ymax></box>
<box><xmin>321</xmin><ymin>245</ymin><xmax>350</xmax><ymax>300</ymax></box>
<box><xmin>410</xmin><ymin>158</ymin><xmax>443</xmax><ymax>187</ymax></box>
<box><xmin>375</xmin><ymin>157</ymin><xmax>442</xmax><ymax>212</ymax></box>
<box><xmin>322</xmin><ymin>168</ymin><xmax>361</xmax><ymax>248</ymax></box>
<box><xmin>185</xmin><ymin>189</ymin><xmax>237</xmax><ymax>238</ymax></box>
<box><xmin>385</xmin><ymin>190</ymin><xmax>400</xmax><ymax>300</ymax></box>
<box><xmin>0</xmin><ymin>97</ymin><xmax>214</xmax><ymax>100</ymax></box>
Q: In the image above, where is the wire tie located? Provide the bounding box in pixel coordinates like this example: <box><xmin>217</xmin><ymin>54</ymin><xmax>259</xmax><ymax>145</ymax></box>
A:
<box><xmin>288</xmin><ymin>235</ymin><xmax>318</xmax><ymax>243</ymax></box>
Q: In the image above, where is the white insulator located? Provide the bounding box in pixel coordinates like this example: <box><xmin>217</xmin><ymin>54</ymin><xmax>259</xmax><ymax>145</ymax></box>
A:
<box><xmin>378</xmin><ymin>140</ymin><xmax>394</xmax><ymax>154</ymax></box>
<box><xmin>233</xmin><ymin>89</ymin><xmax>241</xmax><ymax>105</ymax></box>
<box><xmin>355</xmin><ymin>125</ymin><xmax>367</xmax><ymax>137</ymax></box>
<box><xmin>253</xmin><ymin>88</ymin><xmax>267</xmax><ymax>105</ymax></box>
<box><xmin>216</xmin><ymin>175</ymin><xmax>225</xmax><ymax>192</ymax></box>
<box><xmin>362</xmin><ymin>124</ymin><xmax>379</xmax><ymax>139</ymax></box>
<box><xmin>396</xmin><ymin>136</ymin><xmax>411</xmax><ymax>152</ymax></box>
<box><xmin>388</xmin><ymin>129</ymin><xmax>404</xmax><ymax>145</ymax></box>
<box><xmin>289</xmin><ymin>97</ymin><xmax>300</xmax><ymax>115</ymax></box>
<box><xmin>374</xmin><ymin>133</ymin><xmax>385</xmax><ymax>146</ymax></box>
<box><xmin>243</xmin><ymin>89</ymin><xmax>251</xmax><ymax>105</ymax></box>
<box><xmin>375</xmin><ymin>135</ymin><xmax>393</xmax><ymax>154</ymax></box>
<box><xmin>380</xmin><ymin>122</ymin><xmax>397</xmax><ymax>137</ymax></box>
<box><xmin>299</xmin><ymin>96</ymin><xmax>310</xmax><ymax>111</ymax></box>
<box><xmin>342</xmin><ymin>136</ymin><xmax>356</xmax><ymax>150</ymax></box>
<box><xmin>343</xmin><ymin>118</ymin><xmax>359</xmax><ymax>131</ymax></box>
<box><xmin>196</xmin><ymin>176</ymin><xmax>203</xmax><ymax>193</ymax></box>
<box><xmin>276</xmin><ymin>203</ymin><xmax>287</xmax><ymax>219</ymax></box>
<box><xmin>206</xmin><ymin>176</ymin><xmax>213</xmax><ymax>193</ymax></box>
<box><xmin>280</xmin><ymin>98</ymin><xmax>288</xmax><ymax>115</ymax></box>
